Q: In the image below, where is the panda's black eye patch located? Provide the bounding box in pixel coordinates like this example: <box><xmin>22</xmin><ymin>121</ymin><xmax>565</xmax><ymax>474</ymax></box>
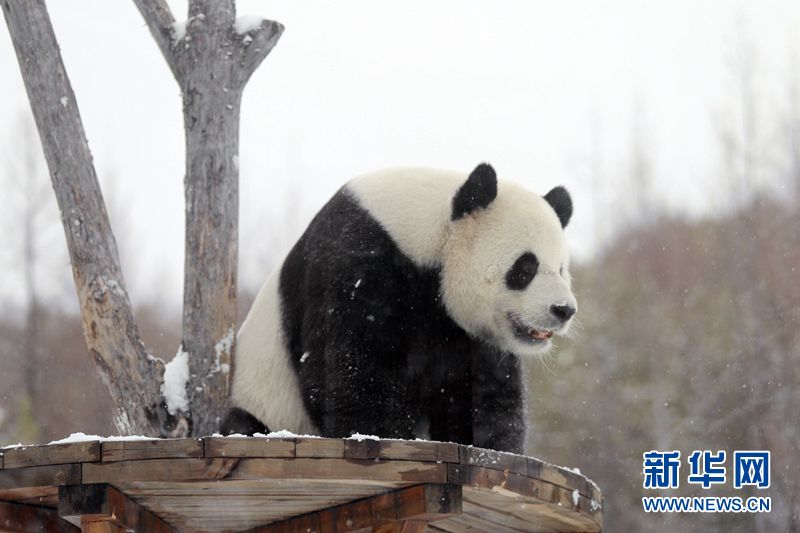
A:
<box><xmin>505</xmin><ymin>252</ymin><xmax>539</xmax><ymax>291</ymax></box>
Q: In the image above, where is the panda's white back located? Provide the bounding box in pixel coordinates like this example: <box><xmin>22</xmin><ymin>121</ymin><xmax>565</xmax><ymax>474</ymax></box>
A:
<box><xmin>232</xmin><ymin>268</ymin><xmax>318</xmax><ymax>434</ymax></box>
<box><xmin>347</xmin><ymin>167</ymin><xmax>465</xmax><ymax>267</ymax></box>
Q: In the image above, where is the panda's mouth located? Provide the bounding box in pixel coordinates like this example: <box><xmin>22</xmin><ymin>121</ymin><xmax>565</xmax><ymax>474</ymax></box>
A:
<box><xmin>507</xmin><ymin>312</ymin><xmax>554</xmax><ymax>343</ymax></box>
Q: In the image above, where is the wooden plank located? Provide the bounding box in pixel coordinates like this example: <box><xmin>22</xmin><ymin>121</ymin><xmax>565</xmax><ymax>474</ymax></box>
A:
<box><xmin>246</xmin><ymin>484</ymin><xmax>461</xmax><ymax>532</ymax></box>
<box><xmin>0</xmin><ymin>500</ymin><xmax>80</xmax><ymax>532</ymax></box>
<box><xmin>379</xmin><ymin>440</ymin><xmax>459</xmax><ymax>463</ymax></box>
<box><xmin>80</xmin><ymin>521</ymin><xmax>126</xmax><ymax>533</ymax></box>
<box><xmin>398</xmin><ymin>483</ymin><xmax>461</xmax><ymax>520</ymax></box>
<box><xmin>462</xmin><ymin>447</ymin><xmax>527</xmax><ymax>477</ymax></box>
<box><xmin>3</xmin><ymin>442</ymin><xmax>100</xmax><ymax>469</ymax></box>
<box><xmin>295</xmin><ymin>438</ymin><xmax>345</xmax><ymax>458</ymax></box>
<box><xmin>83</xmin><ymin>458</ymin><xmax>239</xmax><ymax>484</ymax></box>
<box><xmin>428</xmin><ymin>519</ymin><xmax>485</xmax><ymax>533</ymax></box>
<box><xmin>117</xmin><ymin>479</ymin><xmax>403</xmax><ymax>532</ymax></box>
<box><xmin>461</xmin><ymin>499</ymin><xmax>533</xmax><ymax>532</ymax></box>
<box><xmin>84</xmin><ymin>458</ymin><xmax>447</xmax><ymax>485</ymax></box>
<box><xmin>333</xmin><ymin>496</ymin><xmax>373</xmax><ymax>530</ymax></box>
<box><xmin>345</xmin><ymin>439</ymin><xmax>381</xmax><ymax>460</ymax></box>
<box><xmin>372</xmin><ymin>490</ymin><xmax>399</xmax><ymax>523</ymax></box>
<box><xmin>528</xmin><ymin>458</ymin><xmax>594</xmax><ymax>499</ymax></box>
<box><xmin>437</xmin><ymin>513</ymin><xmax>528</xmax><ymax>533</ymax></box>
<box><xmin>462</xmin><ymin>469</ymin><xmax>602</xmax><ymax>531</ymax></box>
<box><xmin>446</xmin><ymin>463</ymin><xmax>468</xmax><ymax>485</ymax></box>
<box><xmin>239</xmin><ymin>458</ymin><xmax>447</xmax><ymax>484</ymax></box>
<box><xmin>0</xmin><ymin>463</ymin><xmax>81</xmax><ymax>490</ymax></box>
<box><xmin>399</xmin><ymin>521</ymin><xmax>428</xmax><ymax>532</ymax></box>
<box><xmin>374</xmin><ymin>520</ymin><xmax>428</xmax><ymax>533</ymax></box>
<box><xmin>102</xmin><ymin>439</ymin><xmax>201</xmax><ymax>462</ymax></box>
<box><xmin>204</xmin><ymin>437</ymin><xmax>295</xmax><ymax>458</ymax></box>
<box><xmin>58</xmin><ymin>483</ymin><xmax>176</xmax><ymax>532</ymax></box>
<box><xmin>0</xmin><ymin>485</ymin><xmax>58</xmax><ymax>507</ymax></box>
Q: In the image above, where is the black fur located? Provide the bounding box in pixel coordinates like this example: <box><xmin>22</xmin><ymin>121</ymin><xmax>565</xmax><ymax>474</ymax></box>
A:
<box><xmin>233</xmin><ymin>187</ymin><xmax>526</xmax><ymax>453</ymax></box>
<box><xmin>505</xmin><ymin>252</ymin><xmax>539</xmax><ymax>291</ymax></box>
<box><xmin>451</xmin><ymin>163</ymin><xmax>498</xmax><ymax>220</ymax></box>
<box><xmin>544</xmin><ymin>186</ymin><xmax>572</xmax><ymax>228</ymax></box>
<box><xmin>220</xmin><ymin>407</ymin><xmax>269</xmax><ymax>436</ymax></box>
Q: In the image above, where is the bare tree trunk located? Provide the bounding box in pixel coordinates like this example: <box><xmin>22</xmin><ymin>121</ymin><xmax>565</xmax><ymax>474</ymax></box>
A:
<box><xmin>4</xmin><ymin>0</ymin><xmax>281</xmax><ymax>437</ymax></box>
<box><xmin>133</xmin><ymin>0</ymin><xmax>282</xmax><ymax>435</ymax></box>
<box><xmin>3</xmin><ymin>0</ymin><xmax>186</xmax><ymax>437</ymax></box>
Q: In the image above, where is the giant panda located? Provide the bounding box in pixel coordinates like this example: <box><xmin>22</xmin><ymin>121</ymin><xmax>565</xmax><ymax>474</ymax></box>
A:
<box><xmin>221</xmin><ymin>163</ymin><xmax>576</xmax><ymax>454</ymax></box>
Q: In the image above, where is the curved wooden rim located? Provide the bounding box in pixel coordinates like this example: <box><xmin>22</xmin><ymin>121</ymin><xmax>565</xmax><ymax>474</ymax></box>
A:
<box><xmin>0</xmin><ymin>437</ymin><xmax>602</xmax><ymax>531</ymax></box>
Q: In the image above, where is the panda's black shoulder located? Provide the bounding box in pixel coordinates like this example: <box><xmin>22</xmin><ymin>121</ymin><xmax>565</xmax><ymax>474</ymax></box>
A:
<box><xmin>277</xmin><ymin>187</ymin><xmax>430</xmax><ymax>358</ymax></box>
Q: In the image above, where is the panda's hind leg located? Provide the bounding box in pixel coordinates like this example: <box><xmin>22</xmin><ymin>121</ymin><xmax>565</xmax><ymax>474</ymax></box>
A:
<box><xmin>220</xmin><ymin>407</ymin><xmax>270</xmax><ymax>436</ymax></box>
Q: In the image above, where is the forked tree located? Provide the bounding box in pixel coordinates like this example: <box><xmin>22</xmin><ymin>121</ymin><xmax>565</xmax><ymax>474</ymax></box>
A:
<box><xmin>2</xmin><ymin>0</ymin><xmax>283</xmax><ymax>437</ymax></box>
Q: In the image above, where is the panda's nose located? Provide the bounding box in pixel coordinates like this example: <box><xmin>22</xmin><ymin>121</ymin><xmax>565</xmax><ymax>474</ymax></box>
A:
<box><xmin>550</xmin><ymin>304</ymin><xmax>576</xmax><ymax>322</ymax></box>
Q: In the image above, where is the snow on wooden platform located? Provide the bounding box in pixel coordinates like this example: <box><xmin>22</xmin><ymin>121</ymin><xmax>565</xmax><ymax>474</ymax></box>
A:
<box><xmin>0</xmin><ymin>437</ymin><xmax>602</xmax><ymax>532</ymax></box>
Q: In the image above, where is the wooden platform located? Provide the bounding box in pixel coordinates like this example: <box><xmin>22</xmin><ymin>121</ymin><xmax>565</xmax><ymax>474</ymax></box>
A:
<box><xmin>0</xmin><ymin>437</ymin><xmax>602</xmax><ymax>532</ymax></box>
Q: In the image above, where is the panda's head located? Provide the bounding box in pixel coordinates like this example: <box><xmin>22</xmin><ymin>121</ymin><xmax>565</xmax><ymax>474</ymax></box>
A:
<box><xmin>441</xmin><ymin>163</ymin><xmax>576</xmax><ymax>357</ymax></box>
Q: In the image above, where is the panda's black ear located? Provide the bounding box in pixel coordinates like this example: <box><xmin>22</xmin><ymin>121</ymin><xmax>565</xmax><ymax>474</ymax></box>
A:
<box><xmin>452</xmin><ymin>163</ymin><xmax>498</xmax><ymax>220</ymax></box>
<box><xmin>544</xmin><ymin>186</ymin><xmax>572</xmax><ymax>228</ymax></box>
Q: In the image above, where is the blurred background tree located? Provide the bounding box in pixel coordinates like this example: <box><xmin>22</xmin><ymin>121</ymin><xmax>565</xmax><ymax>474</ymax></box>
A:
<box><xmin>526</xmin><ymin>35</ymin><xmax>800</xmax><ymax>532</ymax></box>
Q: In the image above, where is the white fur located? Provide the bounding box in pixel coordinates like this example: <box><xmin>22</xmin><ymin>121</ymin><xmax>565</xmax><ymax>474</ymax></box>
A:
<box><xmin>441</xmin><ymin>180</ymin><xmax>575</xmax><ymax>357</ymax></box>
<box><xmin>350</xmin><ymin>167</ymin><xmax>575</xmax><ymax>358</ymax></box>
<box><xmin>347</xmin><ymin>167</ymin><xmax>462</xmax><ymax>266</ymax></box>
<box><xmin>232</xmin><ymin>269</ymin><xmax>318</xmax><ymax>434</ymax></box>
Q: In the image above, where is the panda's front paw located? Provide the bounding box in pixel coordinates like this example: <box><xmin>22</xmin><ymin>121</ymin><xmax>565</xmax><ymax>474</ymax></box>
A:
<box><xmin>220</xmin><ymin>407</ymin><xmax>270</xmax><ymax>436</ymax></box>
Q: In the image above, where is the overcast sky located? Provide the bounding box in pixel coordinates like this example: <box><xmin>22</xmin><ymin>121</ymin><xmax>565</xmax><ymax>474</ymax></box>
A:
<box><xmin>0</xmin><ymin>1</ymin><xmax>798</xmax><ymax>312</ymax></box>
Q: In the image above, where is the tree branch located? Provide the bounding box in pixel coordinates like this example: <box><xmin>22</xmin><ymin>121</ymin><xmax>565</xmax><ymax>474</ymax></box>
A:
<box><xmin>131</xmin><ymin>0</ymin><xmax>181</xmax><ymax>80</ymax></box>
<box><xmin>235</xmin><ymin>19</ymin><xmax>284</xmax><ymax>85</ymax></box>
<box><xmin>133</xmin><ymin>0</ymin><xmax>283</xmax><ymax>435</ymax></box>
<box><xmin>3</xmin><ymin>0</ymin><xmax>187</xmax><ymax>437</ymax></box>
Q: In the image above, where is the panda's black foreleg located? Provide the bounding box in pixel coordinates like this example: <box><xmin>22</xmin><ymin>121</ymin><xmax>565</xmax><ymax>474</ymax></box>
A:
<box><xmin>426</xmin><ymin>342</ymin><xmax>474</xmax><ymax>446</ymax></box>
<box><xmin>220</xmin><ymin>407</ymin><xmax>270</xmax><ymax>436</ymax></box>
<box><xmin>471</xmin><ymin>343</ymin><xmax>526</xmax><ymax>454</ymax></box>
<box><xmin>319</xmin><ymin>342</ymin><xmax>416</xmax><ymax>439</ymax></box>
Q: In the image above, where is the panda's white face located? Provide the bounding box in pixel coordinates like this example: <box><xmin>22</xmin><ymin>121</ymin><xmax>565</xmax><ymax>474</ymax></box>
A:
<box><xmin>441</xmin><ymin>180</ymin><xmax>576</xmax><ymax>357</ymax></box>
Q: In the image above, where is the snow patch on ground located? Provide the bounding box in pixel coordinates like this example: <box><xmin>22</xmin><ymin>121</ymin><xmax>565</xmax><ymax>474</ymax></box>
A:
<box><xmin>162</xmin><ymin>346</ymin><xmax>189</xmax><ymax>414</ymax></box>
<box><xmin>60</xmin><ymin>96</ymin><xmax>68</xmax><ymax>107</ymax></box>
<box><xmin>47</xmin><ymin>433</ymin><xmax>155</xmax><ymax>445</ymax></box>
<box><xmin>348</xmin><ymin>433</ymin><xmax>380</xmax><ymax>442</ymax></box>
<box><xmin>260</xmin><ymin>429</ymin><xmax>321</xmax><ymax>439</ymax></box>
<box><xmin>234</xmin><ymin>15</ymin><xmax>264</xmax><ymax>35</ymax></box>
<box><xmin>211</xmin><ymin>430</ymin><xmax>322</xmax><ymax>439</ymax></box>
